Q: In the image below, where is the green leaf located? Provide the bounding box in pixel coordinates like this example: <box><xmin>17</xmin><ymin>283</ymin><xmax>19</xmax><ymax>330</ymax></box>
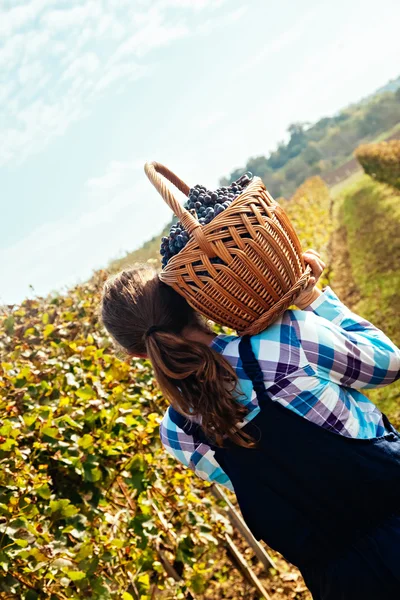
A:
<box><xmin>0</xmin><ymin>550</ymin><xmax>9</xmax><ymax>572</ymax></box>
<box><xmin>50</xmin><ymin>499</ymin><xmax>79</xmax><ymax>519</ymax></box>
<box><xmin>86</xmin><ymin>556</ymin><xmax>99</xmax><ymax>577</ymax></box>
<box><xmin>25</xmin><ymin>591</ymin><xmax>39</xmax><ymax>600</ymax></box>
<box><xmin>4</xmin><ymin>315</ymin><xmax>14</xmax><ymax>335</ymax></box>
<box><xmin>78</xmin><ymin>433</ymin><xmax>94</xmax><ymax>449</ymax></box>
<box><xmin>83</xmin><ymin>464</ymin><xmax>102</xmax><ymax>482</ymax></box>
<box><xmin>109</xmin><ymin>538</ymin><xmax>124</xmax><ymax>548</ymax></box>
<box><xmin>0</xmin><ymin>503</ymin><xmax>11</xmax><ymax>516</ymax></box>
<box><xmin>36</xmin><ymin>484</ymin><xmax>52</xmax><ymax>499</ymax></box>
<box><xmin>23</xmin><ymin>414</ymin><xmax>37</xmax><ymax>427</ymax></box>
<box><xmin>42</xmin><ymin>426</ymin><xmax>59</xmax><ymax>439</ymax></box>
<box><xmin>59</xmin><ymin>415</ymin><xmax>83</xmax><ymax>429</ymax></box>
<box><xmin>191</xmin><ymin>573</ymin><xmax>207</xmax><ymax>594</ymax></box>
<box><xmin>66</xmin><ymin>570</ymin><xmax>86</xmax><ymax>581</ymax></box>
<box><xmin>0</xmin><ymin>438</ymin><xmax>16</xmax><ymax>451</ymax></box>
<box><xmin>76</xmin><ymin>385</ymin><xmax>96</xmax><ymax>400</ymax></box>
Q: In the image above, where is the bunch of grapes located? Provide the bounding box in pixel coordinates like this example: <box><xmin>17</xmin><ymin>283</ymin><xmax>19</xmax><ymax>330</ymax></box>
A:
<box><xmin>160</xmin><ymin>172</ymin><xmax>253</xmax><ymax>269</ymax></box>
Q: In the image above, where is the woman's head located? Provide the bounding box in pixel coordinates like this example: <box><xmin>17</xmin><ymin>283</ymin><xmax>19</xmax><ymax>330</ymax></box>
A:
<box><xmin>100</xmin><ymin>265</ymin><xmax>255</xmax><ymax>448</ymax></box>
<box><xmin>100</xmin><ymin>264</ymin><xmax>204</xmax><ymax>357</ymax></box>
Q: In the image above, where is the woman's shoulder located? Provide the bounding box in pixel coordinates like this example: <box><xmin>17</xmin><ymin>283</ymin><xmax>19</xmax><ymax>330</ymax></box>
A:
<box><xmin>211</xmin><ymin>309</ymin><xmax>309</xmax><ymax>347</ymax></box>
<box><xmin>210</xmin><ymin>309</ymin><xmax>324</xmax><ymax>367</ymax></box>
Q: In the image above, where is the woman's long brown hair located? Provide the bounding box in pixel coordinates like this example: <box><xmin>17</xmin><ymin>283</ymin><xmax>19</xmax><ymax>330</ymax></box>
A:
<box><xmin>100</xmin><ymin>265</ymin><xmax>255</xmax><ymax>448</ymax></box>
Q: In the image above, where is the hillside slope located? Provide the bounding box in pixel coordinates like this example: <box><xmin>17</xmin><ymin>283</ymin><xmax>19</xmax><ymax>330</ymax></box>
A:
<box><xmin>330</xmin><ymin>175</ymin><xmax>400</xmax><ymax>424</ymax></box>
<box><xmin>221</xmin><ymin>87</ymin><xmax>400</xmax><ymax>199</ymax></box>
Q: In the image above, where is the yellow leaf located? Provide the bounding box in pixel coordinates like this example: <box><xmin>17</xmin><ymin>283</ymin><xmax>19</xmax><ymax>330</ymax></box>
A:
<box><xmin>137</xmin><ymin>573</ymin><xmax>150</xmax><ymax>588</ymax></box>
<box><xmin>43</xmin><ymin>324</ymin><xmax>55</xmax><ymax>339</ymax></box>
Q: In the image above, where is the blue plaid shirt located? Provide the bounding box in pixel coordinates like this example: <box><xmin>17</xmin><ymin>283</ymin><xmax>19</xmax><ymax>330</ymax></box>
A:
<box><xmin>160</xmin><ymin>286</ymin><xmax>400</xmax><ymax>491</ymax></box>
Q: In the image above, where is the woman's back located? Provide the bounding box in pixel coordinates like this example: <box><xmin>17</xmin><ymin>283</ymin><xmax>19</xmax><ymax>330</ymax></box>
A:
<box><xmin>160</xmin><ymin>286</ymin><xmax>400</xmax><ymax>491</ymax></box>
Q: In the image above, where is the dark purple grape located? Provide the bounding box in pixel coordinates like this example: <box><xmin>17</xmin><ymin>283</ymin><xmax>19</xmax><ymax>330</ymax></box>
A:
<box><xmin>161</xmin><ymin>171</ymin><xmax>252</xmax><ymax>268</ymax></box>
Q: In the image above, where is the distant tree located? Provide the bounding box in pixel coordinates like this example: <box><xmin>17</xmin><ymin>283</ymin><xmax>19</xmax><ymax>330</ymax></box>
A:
<box><xmin>267</xmin><ymin>142</ymin><xmax>289</xmax><ymax>170</ymax></box>
<box><xmin>302</xmin><ymin>143</ymin><xmax>321</xmax><ymax>166</ymax></box>
<box><xmin>284</xmin><ymin>156</ymin><xmax>307</xmax><ymax>183</ymax></box>
<box><xmin>286</xmin><ymin>122</ymin><xmax>308</xmax><ymax>159</ymax></box>
<box><xmin>246</xmin><ymin>155</ymin><xmax>272</xmax><ymax>179</ymax></box>
<box><xmin>219</xmin><ymin>85</ymin><xmax>400</xmax><ymax>195</ymax></box>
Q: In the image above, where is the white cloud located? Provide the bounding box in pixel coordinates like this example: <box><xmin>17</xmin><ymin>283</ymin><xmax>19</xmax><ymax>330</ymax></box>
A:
<box><xmin>159</xmin><ymin>0</ymin><xmax>227</xmax><ymax>10</ymax></box>
<box><xmin>197</xmin><ymin>4</ymin><xmax>247</xmax><ymax>35</ymax></box>
<box><xmin>94</xmin><ymin>61</ymin><xmax>147</xmax><ymax>93</ymax></box>
<box><xmin>0</xmin><ymin>0</ymin><xmax>51</xmax><ymax>37</ymax></box>
<box><xmin>18</xmin><ymin>59</ymin><xmax>45</xmax><ymax>84</ymax></box>
<box><xmin>0</xmin><ymin>0</ymin><xmax>237</xmax><ymax>168</ymax></box>
<box><xmin>274</xmin><ymin>11</ymin><xmax>400</xmax><ymax>123</ymax></box>
<box><xmin>41</xmin><ymin>2</ymin><xmax>101</xmax><ymax>30</ymax></box>
<box><xmin>86</xmin><ymin>159</ymin><xmax>144</xmax><ymax>192</ymax></box>
<box><xmin>110</xmin><ymin>9</ymin><xmax>189</xmax><ymax>61</ymax></box>
<box><xmin>240</xmin><ymin>7</ymin><xmax>319</xmax><ymax>73</ymax></box>
<box><xmin>196</xmin><ymin>111</ymin><xmax>225</xmax><ymax>130</ymax></box>
<box><xmin>62</xmin><ymin>52</ymin><xmax>100</xmax><ymax>81</ymax></box>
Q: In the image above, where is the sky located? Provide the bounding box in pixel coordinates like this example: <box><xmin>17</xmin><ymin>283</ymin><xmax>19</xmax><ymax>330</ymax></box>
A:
<box><xmin>1</xmin><ymin>0</ymin><xmax>400</xmax><ymax>305</ymax></box>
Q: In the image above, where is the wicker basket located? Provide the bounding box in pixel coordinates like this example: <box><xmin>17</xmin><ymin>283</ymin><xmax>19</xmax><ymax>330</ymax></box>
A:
<box><xmin>144</xmin><ymin>161</ymin><xmax>311</xmax><ymax>336</ymax></box>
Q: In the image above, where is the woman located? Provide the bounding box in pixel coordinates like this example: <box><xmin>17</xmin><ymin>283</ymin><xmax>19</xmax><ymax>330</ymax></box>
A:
<box><xmin>100</xmin><ymin>249</ymin><xmax>400</xmax><ymax>599</ymax></box>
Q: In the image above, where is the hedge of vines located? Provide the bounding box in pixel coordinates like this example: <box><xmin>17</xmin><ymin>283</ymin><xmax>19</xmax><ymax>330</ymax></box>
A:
<box><xmin>0</xmin><ymin>177</ymin><xmax>332</xmax><ymax>600</ymax></box>
<box><xmin>355</xmin><ymin>140</ymin><xmax>400</xmax><ymax>190</ymax></box>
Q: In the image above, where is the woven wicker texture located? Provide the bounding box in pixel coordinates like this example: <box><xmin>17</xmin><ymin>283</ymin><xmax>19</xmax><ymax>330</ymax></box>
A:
<box><xmin>144</xmin><ymin>161</ymin><xmax>311</xmax><ymax>336</ymax></box>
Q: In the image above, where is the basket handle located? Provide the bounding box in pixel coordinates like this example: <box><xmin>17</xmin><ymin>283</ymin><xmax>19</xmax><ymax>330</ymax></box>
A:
<box><xmin>144</xmin><ymin>161</ymin><xmax>216</xmax><ymax>257</ymax></box>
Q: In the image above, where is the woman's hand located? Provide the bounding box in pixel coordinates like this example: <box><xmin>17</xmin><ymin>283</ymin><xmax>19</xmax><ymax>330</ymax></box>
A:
<box><xmin>294</xmin><ymin>249</ymin><xmax>326</xmax><ymax>309</ymax></box>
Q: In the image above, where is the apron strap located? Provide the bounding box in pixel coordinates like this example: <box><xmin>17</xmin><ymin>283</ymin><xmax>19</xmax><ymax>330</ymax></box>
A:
<box><xmin>238</xmin><ymin>335</ymin><xmax>270</xmax><ymax>409</ymax></box>
<box><xmin>168</xmin><ymin>406</ymin><xmax>219</xmax><ymax>449</ymax></box>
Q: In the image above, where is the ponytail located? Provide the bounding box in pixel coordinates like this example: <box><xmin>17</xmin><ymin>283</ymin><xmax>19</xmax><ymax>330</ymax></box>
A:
<box><xmin>101</xmin><ymin>265</ymin><xmax>256</xmax><ymax>448</ymax></box>
<box><xmin>145</xmin><ymin>330</ymin><xmax>256</xmax><ymax>447</ymax></box>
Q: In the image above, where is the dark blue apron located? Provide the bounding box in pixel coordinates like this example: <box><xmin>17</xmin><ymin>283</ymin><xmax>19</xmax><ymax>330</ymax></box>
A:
<box><xmin>169</xmin><ymin>335</ymin><xmax>400</xmax><ymax>599</ymax></box>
